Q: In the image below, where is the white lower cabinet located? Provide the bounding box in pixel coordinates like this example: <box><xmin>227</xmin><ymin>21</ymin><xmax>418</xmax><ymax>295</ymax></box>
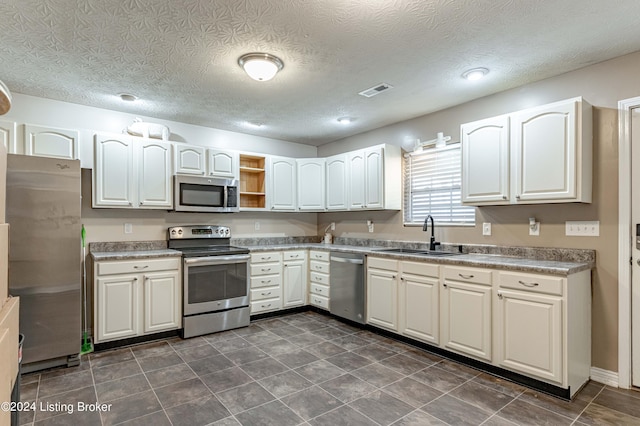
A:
<box><xmin>283</xmin><ymin>251</ymin><xmax>307</xmax><ymax>308</ymax></box>
<box><xmin>309</xmin><ymin>250</ymin><xmax>330</xmax><ymax>310</ymax></box>
<box><xmin>441</xmin><ymin>266</ymin><xmax>493</xmax><ymax>362</ymax></box>
<box><xmin>366</xmin><ymin>257</ymin><xmax>399</xmax><ymax>331</ymax></box>
<box><xmin>250</xmin><ymin>252</ymin><xmax>283</xmax><ymax>314</ymax></box>
<box><xmin>400</xmin><ymin>261</ymin><xmax>439</xmax><ymax>345</ymax></box>
<box><xmin>94</xmin><ymin>257</ymin><xmax>181</xmax><ymax>343</ymax></box>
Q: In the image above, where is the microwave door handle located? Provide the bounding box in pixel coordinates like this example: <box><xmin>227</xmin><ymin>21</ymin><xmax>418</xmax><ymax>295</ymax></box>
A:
<box><xmin>223</xmin><ymin>186</ymin><xmax>228</xmax><ymax>208</ymax></box>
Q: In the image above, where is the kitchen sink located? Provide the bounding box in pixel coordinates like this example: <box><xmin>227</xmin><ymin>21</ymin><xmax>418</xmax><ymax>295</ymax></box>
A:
<box><xmin>373</xmin><ymin>248</ymin><xmax>461</xmax><ymax>256</ymax></box>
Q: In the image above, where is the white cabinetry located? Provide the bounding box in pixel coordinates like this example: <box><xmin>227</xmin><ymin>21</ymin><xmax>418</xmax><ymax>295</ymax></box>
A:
<box><xmin>23</xmin><ymin>124</ymin><xmax>79</xmax><ymax>160</ymax></box>
<box><xmin>461</xmin><ymin>97</ymin><xmax>592</xmax><ymax>205</ymax></box>
<box><xmin>93</xmin><ymin>133</ymin><xmax>173</xmax><ymax>209</ymax></box>
<box><xmin>250</xmin><ymin>252</ymin><xmax>283</xmax><ymax>314</ymax></box>
<box><xmin>174</xmin><ymin>144</ymin><xmax>206</xmax><ymax>175</ymax></box>
<box><xmin>283</xmin><ymin>251</ymin><xmax>307</xmax><ymax>308</ymax></box>
<box><xmin>400</xmin><ymin>261</ymin><xmax>440</xmax><ymax>345</ymax></box>
<box><xmin>326</xmin><ymin>154</ymin><xmax>348</xmax><ymax>210</ymax></box>
<box><xmin>309</xmin><ymin>250</ymin><xmax>330</xmax><ymax>310</ymax></box>
<box><xmin>366</xmin><ymin>257</ymin><xmax>399</xmax><ymax>331</ymax></box>
<box><xmin>347</xmin><ymin>145</ymin><xmax>401</xmax><ymax>210</ymax></box>
<box><xmin>94</xmin><ymin>257</ymin><xmax>181</xmax><ymax>343</ymax></box>
<box><xmin>0</xmin><ymin>120</ymin><xmax>17</xmax><ymax>153</ymax></box>
<box><xmin>297</xmin><ymin>158</ymin><xmax>326</xmax><ymax>211</ymax></box>
<box><xmin>441</xmin><ymin>266</ymin><xmax>493</xmax><ymax>362</ymax></box>
<box><xmin>461</xmin><ymin>115</ymin><xmax>510</xmax><ymax>204</ymax></box>
<box><xmin>269</xmin><ymin>156</ymin><xmax>296</xmax><ymax>211</ymax></box>
<box><xmin>208</xmin><ymin>148</ymin><xmax>238</xmax><ymax>178</ymax></box>
<box><xmin>495</xmin><ymin>270</ymin><xmax>590</xmax><ymax>393</ymax></box>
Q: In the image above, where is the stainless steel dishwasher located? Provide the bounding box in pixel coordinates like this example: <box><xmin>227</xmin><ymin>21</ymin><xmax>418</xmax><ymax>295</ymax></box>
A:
<box><xmin>329</xmin><ymin>252</ymin><xmax>365</xmax><ymax>324</ymax></box>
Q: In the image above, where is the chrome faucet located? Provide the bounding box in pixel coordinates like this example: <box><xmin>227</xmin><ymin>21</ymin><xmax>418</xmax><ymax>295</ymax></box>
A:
<box><xmin>422</xmin><ymin>215</ymin><xmax>440</xmax><ymax>251</ymax></box>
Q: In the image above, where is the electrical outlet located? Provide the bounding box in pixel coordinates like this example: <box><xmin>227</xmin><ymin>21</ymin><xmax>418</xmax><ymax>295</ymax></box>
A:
<box><xmin>124</xmin><ymin>223</ymin><xmax>133</xmax><ymax>234</ymax></box>
<box><xmin>529</xmin><ymin>222</ymin><xmax>540</xmax><ymax>236</ymax></box>
<box><xmin>565</xmin><ymin>220</ymin><xmax>599</xmax><ymax>236</ymax></box>
<box><xmin>482</xmin><ymin>223</ymin><xmax>491</xmax><ymax>236</ymax></box>
<box><xmin>330</xmin><ymin>222</ymin><xmax>335</xmax><ymax>231</ymax></box>
<box><xmin>367</xmin><ymin>220</ymin><xmax>374</xmax><ymax>233</ymax></box>
<box><xmin>254</xmin><ymin>221</ymin><xmax>260</xmax><ymax>231</ymax></box>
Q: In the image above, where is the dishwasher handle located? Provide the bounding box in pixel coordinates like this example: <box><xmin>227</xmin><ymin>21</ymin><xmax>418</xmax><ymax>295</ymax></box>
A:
<box><xmin>330</xmin><ymin>256</ymin><xmax>364</xmax><ymax>265</ymax></box>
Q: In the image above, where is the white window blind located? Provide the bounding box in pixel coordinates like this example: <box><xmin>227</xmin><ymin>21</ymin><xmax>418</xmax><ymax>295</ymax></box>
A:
<box><xmin>403</xmin><ymin>143</ymin><xmax>475</xmax><ymax>226</ymax></box>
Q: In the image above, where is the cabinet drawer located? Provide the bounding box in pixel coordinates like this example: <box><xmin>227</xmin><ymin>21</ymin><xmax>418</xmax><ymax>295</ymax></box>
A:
<box><xmin>309</xmin><ymin>250</ymin><xmax>329</xmax><ymax>262</ymax></box>
<box><xmin>251</xmin><ymin>252</ymin><xmax>282</xmax><ymax>264</ymax></box>
<box><xmin>251</xmin><ymin>298</ymin><xmax>281</xmax><ymax>314</ymax></box>
<box><xmin>499</xmin><ymin>272</ymin><xmax>564</xmax><ymax>296</ymax></box>
<box><xmin>443</xmin><ymin>266</ymin><xmax>492</xmax><ymax>285</ymax></box>
<box><xmin>310</xmin><ymin>271</ymin><xmax>329</xmax><ymax>286</ymax></box>
<box><xmin>401</xmin><ymin>261</ymin><xmax>438</xmax><ymax>278</ymax></box>
<box><xmin>310</xmin><ymin>260</ymin><xmax>329</xmax><ymax>274</ymax></box>
<box><xmin>97</xmin><ymin>258</ymin><xmax>180</xmax><ymax>276</ymax></box>
<box><xmin>251</xmin><ymin>286</ymin><xmax>281</xmax><ymax>302</ymax></box>
<box><xmin>250</xmin><ymin>262</ymin><xmax>282</xmax><ymax>277</ymax></box>
<box><xmin>367</xmin><ymin>256</ymin><xmax>397</xmax><ymax>271</ymax></box>
<box><xmin>310</xmin><ymin>283</ymin><xmax>329</xmax><ymax>297</ymax></box>
<box><xmin>283</xmin><ymin>250</ymin><xmax>306</xmax><ymax>261</ymax></box>
<box><xmin>309</xmin><ymin>294</ymin><xmax>329</xmax><ymax>310</ymax></box>
<box><xmin>251</xmin><ymin>274</ymin><xmax>282</xmax><ymax>289</ymax></box>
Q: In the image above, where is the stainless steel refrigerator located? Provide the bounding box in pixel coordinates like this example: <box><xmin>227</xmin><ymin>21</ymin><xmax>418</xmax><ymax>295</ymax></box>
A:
<box><xmin>7</xmin><ymin>154</ymin><xmax>81</xmax><ymax>372</ymax></box>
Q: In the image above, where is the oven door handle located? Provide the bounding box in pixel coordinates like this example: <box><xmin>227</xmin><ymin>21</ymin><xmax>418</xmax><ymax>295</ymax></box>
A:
<box><xmin>184</xmin><ymin>254</ymin><xmax>250</xmax><ymax>265</ymax></box>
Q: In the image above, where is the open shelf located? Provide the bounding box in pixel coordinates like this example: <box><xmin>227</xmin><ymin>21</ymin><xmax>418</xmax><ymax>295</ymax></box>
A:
<box><xmin>240</xmin><ymin>154</ymin><xmax>266</xmax><ymax>208</ymax></box>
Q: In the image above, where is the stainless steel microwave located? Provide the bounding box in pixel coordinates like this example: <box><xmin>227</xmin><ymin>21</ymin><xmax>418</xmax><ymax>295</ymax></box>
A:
<box><xmin>173</xmin><ymin>175</ymin><xmax>239</xmax><ymax>213</ymax></box>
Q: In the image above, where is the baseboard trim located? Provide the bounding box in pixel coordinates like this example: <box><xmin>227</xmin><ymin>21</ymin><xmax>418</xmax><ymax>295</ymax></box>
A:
<box><xmin>590</xmin><ymin>367</ymin><xmax>619</xmax><ymax>387</ymax></box>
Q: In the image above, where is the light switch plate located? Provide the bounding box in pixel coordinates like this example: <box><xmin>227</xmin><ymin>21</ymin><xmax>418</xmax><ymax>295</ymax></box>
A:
<box><xmin>566</xmin><ymin>221</ymin><xmax>599</xmax><ymax>236</ymax></box>
<box><xmin>124</xmin><ymin>223</ymin><xmax>133</xmax><ymax>234</ymax></box>
<box><xmin>482</xmin><ymin>223</ymin><xmax>491</xmax><ymax>236</ymax></box>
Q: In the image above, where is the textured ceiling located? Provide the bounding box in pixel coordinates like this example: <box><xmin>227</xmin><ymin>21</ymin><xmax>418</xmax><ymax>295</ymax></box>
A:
<box><xmin>1</xmin><ymin>0</ymin><xmax>640</xmax><ymax>146</ymax></box>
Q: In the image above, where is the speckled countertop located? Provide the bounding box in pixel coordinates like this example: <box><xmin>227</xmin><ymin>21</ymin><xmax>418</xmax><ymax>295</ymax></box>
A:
<box><xmin>88</xmin><ymin>239</ymin><xmax>593</xmax><ymax>275</ymax></box>
<box><xmin>243</xmin><ymin>243</ymin><xmax>592</xmax><ymax>276</ymax></box>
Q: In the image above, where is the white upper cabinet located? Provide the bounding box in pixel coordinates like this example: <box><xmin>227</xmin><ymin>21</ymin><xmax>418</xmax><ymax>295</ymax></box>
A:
<box><xmin>347</xmin><ymin>150</ymin><xmax>366</xmax><ymax>209</ymax></box>
<box><xmin>138</xmin><ymin>140</ymin><xmax>173</xmax><ymax>208</ymax></box>
<box><xmin>347</xmin><ymin>145</ymin><xmax>401</xmax><ymax>210</ymax></box>
<box><xmin>93</xmin><ymin>133</ymin><xmax>173</xmax><ymax>209</ymax></box>
<box><xmin>461</xmin><ymin>115</ymin><xmax>510</xmax><ymax>205</ymax></box>
<box><xmin>207</xmin><ymin>148</ymin><xmax>238</xmax><ymax>178</ymax></box>
<box><xmin>461</xmin><ymin>97</ymin><xmax>592</xmax><ymax>205</ymax></box>
<box><xmin>23</xmin><ymin>124</ymin><xmax>79</xmax><ymax>160</ymax></box>
<box><xmin>512</xmin><ymin>97</ymin><xmax>591</xmax><ymax>203</ymax></box>
<box><xmin>364</xmin><ymin>147</ymin><xmax>384</xmax><ymax>209</ymax></box>
<box><xmin>297</xmin><ymin>158</ymin><xmax>325</xmax><ymax>211</ymax></box>
<box><xmin>270</xmin><ymin>156</ymin><xmax>296</xmax><ymax>211</ymax></box>
<box><xmin>93</xmin><ymin>133</ymin><xmax>134</xmax><ymax>208</ymax></box>
<box><xmin>326</xmin><ymin>154</ymin><xmax>348</xmax><ymax>210</ymax></box>
<box><xmin>174</xmin><ymin>144</ymin><xmax>206</xmax><ymax>175</ymax></box>
<box><xmin>0</xmin><ymin>120</ymin><xmax>16</xmax><ymax>153</ymax></box>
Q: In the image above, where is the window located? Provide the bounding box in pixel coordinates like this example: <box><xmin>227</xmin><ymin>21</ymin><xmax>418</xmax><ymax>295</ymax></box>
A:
<box><xmin>403</xmin><ymin>143</ymin><xmax>475</xmax><ymax>226</ymax></box>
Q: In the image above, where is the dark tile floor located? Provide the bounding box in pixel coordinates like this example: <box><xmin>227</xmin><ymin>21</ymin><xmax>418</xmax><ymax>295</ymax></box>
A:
<box><xmin>17</xmin><ymin>311</ymin><xmax>640</xmax><ymax>425</ymax></box>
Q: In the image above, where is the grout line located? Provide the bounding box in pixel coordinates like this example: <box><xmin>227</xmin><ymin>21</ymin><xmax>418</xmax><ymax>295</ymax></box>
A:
<box><xmin>130</xmin><ymin>344</ymin><xmax>175</xmax><ymax>425</ymax></box>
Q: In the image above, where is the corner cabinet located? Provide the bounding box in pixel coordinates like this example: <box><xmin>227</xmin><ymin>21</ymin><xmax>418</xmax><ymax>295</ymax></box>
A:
<box><xmin>461</xmin><ymin>97</ymin><xmax>592</xmax><ymax>205</ymax></box>
<box><xmin>94</xmin><ymin>257</ymin><xmax>181</xmax><ymax>343</ymax></box>
<box><xmin>93</xmin><ymin>133</ymin><xmax>173</xmax><ymax>209</ymax></box>
<box><xmin>347</xmin><ymin>144</ymin><xmax>401</xmax><ymax>211</ymax></box>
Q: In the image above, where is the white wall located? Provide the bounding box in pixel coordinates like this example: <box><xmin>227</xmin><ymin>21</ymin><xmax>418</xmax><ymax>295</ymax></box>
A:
<box><xmin>4</xmin><ymin>93</ymin><xmax>317</xmax><ymax>167</ymax></box>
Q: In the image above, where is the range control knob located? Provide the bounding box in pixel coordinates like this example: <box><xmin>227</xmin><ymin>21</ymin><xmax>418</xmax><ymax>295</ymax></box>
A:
<box><xmin>171</xmin><ymin>229</ymin><xmax>176</xmax><ymax>235</ymax></box>
<box><xmin>178</xmin><ymin>229</ymin><xmax>183</xmax><ymax>235</ymax></box>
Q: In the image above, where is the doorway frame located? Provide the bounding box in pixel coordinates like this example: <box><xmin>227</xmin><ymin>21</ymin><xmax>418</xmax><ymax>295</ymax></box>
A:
<box><xmin>618</xmin><ymin>96</ymin><xmax>640</xmax><ymax>389</ymax></box>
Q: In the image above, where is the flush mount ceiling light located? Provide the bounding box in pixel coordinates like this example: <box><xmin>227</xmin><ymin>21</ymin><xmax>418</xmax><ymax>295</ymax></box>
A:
<box><xmin>461</xmin><ymin>67</ymin><xmax>489</xmax><ymax>81</ymax></box>
<box><xmin>118</xmin><ymin>93</ymin><xmax>138</xmax><ymax>102</ymax></box>
<box><xmin>238</xmin><ymin>53</ymin><xmax>284</xmax><ymax>81</ymax></box>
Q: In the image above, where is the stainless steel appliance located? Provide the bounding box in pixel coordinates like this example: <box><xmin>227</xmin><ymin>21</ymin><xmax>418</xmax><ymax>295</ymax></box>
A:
<box><xmin>168</xmin><ymin>225</ymin><xmax>250</xmax><ymax>338</ymax></box>
<box><xmin>6</xmin><ymin>154</ymin><xmax>81</xmax><ymax>372</ymax></box>
<box><xmin>173</xmin><ymin>175</ymin><xmax>239</xmax><ymax>213</ymax></box>
<box><xmin>329</xmin><ymin>252</ymin><xmax>365</xmax><ymax>324</ymax></box>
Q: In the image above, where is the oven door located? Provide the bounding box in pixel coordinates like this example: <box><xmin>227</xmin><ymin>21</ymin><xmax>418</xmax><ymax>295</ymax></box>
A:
<box><xmin>183</xmin><ymin>254</ymin><xmax>250</xmax><ymax>316</ymax></box>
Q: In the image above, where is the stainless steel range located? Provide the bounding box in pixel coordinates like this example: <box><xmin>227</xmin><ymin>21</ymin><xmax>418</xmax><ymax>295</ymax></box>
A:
<box><xmin>168</xmin><ymin>225</ymin><xmax>250</xmax><ymax>338</ymax></box>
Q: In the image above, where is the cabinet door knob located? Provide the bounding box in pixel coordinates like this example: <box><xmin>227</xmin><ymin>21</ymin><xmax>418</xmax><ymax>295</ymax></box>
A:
<box><xmin>497</xmin><ymin>292</ymin><xmax>503</xmax><ymax>300</ymax></box>
<box><xmin>515</xmin><ymin>195</ymin><xmax>521</xmax><ymax>199</ymax></box>
<box><xmin>443</xmin><ymin>283</ymin><xmax>447</xmax><ymax>288</ymax></box>
<box><xmin>502</xmin><ymin>195</ymin><xmax>507</xmax><ymax>200</ymax></box>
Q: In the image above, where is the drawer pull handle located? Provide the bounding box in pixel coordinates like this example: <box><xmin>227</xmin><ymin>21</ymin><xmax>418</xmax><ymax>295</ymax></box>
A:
<box><xmin>315</xmin><ymin>266</ymin><xmax>321</xmax><ymax>270</ymax></box>
<box><xmin>518</xmin><ymin>280</ymin><xmax>539</xmax><ymax>288</ymax></box>
<box><xmin>261</xmin><ymin>257</ymin><xmax>271</xmax><ymax>261</ymax></box>
<box><xmin>261</xmin><ymin>291</ymin><xmax>272</xmax><ymax>296</ymax></box>
<box><xmin>261</xmin><ymin>303</ymin><xmax>272</xmax><ymax>308</ymax></box>
<box><xmin>458</xmin><ymin>274</ymin><xmax>474</xmax><ymax>279</ymax></box>
<box><xmin>261</xmin><ymin>280</ymin><xmax>271</xmax><ymax>284</ymax></box>
<box><xmin>261</xmin><ymin>268</ymin><xmax>271</xmax><ymax>272</ymax></box>
<box><xmin>134</xmin><ymin>265</ymin><xmax>149</xmax><ymax>269</ymax></box>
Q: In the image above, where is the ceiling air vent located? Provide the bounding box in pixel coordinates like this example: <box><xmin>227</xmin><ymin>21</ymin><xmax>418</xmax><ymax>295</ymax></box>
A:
<box><xmin>358</xmin><ymin>83</ymin><xmax>394</xmax><ymax>98</ymax></box>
